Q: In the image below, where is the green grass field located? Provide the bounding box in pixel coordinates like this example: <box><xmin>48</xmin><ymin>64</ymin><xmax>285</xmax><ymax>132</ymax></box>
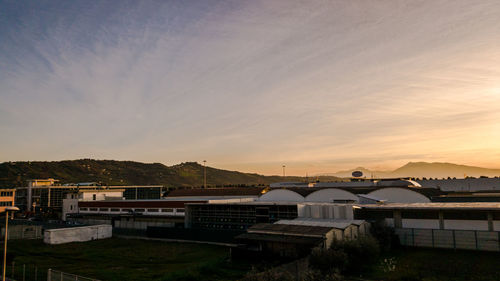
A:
<box><xmin>7</xmin><ymin>238</ymin><xmax>252</xmax><ymax>281</ymax></box>
<box><xmin>367</xmin><ymin>247</ymin><xmax>500</xmax><ymax>281</ymax></box>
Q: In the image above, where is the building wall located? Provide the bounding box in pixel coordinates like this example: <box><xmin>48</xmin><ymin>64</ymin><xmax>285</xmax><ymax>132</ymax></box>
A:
<box><xmin>443</xmin><ymin>220</ymin><xmax>489</xmax><ymax>231</ymax></box>
<box><xmin>0</xmin><ymin>189</ymin><xmax>15</xmax><ymax>213</ymax></box>
<box><xmin>80</xmin><ymin>191</ymin><xmax>123</xmax><ymax>201</ymax></box>
<box><xmin>402</xmin><ymin>219</ymin><xmax>440</xmax><ymax>229</ymax></box>
<box><xmin>62</xmin><ymin>198</ymin><xmax>78</xmax><ymax>221</ymax></box>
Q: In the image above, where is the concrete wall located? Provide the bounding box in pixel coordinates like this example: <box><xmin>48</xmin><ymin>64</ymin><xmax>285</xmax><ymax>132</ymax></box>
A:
<box><xmin>44</xmin><ymin>225</ymin><xmax>112</xmax><ymax>244</ymax></box>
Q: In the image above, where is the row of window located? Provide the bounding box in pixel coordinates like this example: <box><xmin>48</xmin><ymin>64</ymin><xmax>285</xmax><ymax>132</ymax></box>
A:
<box><xmin>79</xmin><ymin>207</ymin><xmax>184</xmax><ymax>213</ymax></box>
<box><xmin>0</xmin><ymin>191</ymin><xmax>13</xmax><ymax>197</ymax></box>
<box><xmin>0</xmin><ymin>201</ymin><xmax>13</xmax><ymax>206</ymax></box>
<box><xmin>356</xmin><ymin>210</ymin><xmax>500</xmax><ymax>221</ymax></box>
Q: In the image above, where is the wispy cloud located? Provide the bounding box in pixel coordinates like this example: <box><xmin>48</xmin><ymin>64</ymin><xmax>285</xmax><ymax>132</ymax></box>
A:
<box><xmin>1</xmin><ymin>0</ymin><xmax>499</xmax><ymax>174</ymax></box>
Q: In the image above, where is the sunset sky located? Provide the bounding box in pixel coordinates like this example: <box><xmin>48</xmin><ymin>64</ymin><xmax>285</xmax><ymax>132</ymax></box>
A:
<box><xmin>1</xmin><ymin>1</ymin><xmax>499</xmax><ymax>176</ymax></box>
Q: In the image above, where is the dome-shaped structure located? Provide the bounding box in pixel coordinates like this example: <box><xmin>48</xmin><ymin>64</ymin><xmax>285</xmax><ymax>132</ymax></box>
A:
<box><xmin>258</xmin><ymin>189</ymin><xmax>305</xmax><ymax>202</ymax></box>
<box><xmin>367</xmin><ymin>187</ymin><xmax>431</xmax><ymax>203</ymax></box>
<box><xmin>304</xmin><ymin>188</ymin><xmax>359</xmax><ymax>203</ymax></box>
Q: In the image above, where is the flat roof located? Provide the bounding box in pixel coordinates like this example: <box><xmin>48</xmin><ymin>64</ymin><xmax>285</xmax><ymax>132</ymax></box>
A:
<box><xmin>248</xmin><ymin>223</ymin><xmax>333</xmax><ymax>237</ymax></box>
<box><xmin>166</xmin><ymin>187</ymin><xmax>266</xmax><ymax>197</ymax></box>
<box><xmin>276</xmin><ymin>218</ymin><xmax>365</xmax><ymax>229</ymax></box>
<box><xmin>357</xmin><ymin>202</ymin><xmax>500</xmax><ymax>211</ymax></box>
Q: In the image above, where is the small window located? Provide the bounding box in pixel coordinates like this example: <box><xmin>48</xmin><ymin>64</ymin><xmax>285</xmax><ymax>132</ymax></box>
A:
<box><xmin>99</xmin><ymin>208</ymin><xmax>109</xmax><ymax>211</ymax></box>
<box><xmin>134</xmin><ymin>209</ymin><xmax>145</xmax><ymax>212</ymax></box>
<box><xmin>176</xmin><ymin>208</ymin><xmax>185</xmax><ymax>213</ymax></box>
<box><xmin>89</xmin><ymin>208</ymin><xmax>98</xmax><ymax>211</ymax></box>
<box><xmin>70</xmin><ymin>205</ymin><xmax>73</xmax><ymax>210</ymax></box>
<box><xmin>122</xmin><ymin>209</ymin><xmax>132</xmax><ymax>212</ymax></box>
<box><xmin>110</xmin><ymin>208</ymin><xmax>120</xmax><ymax>212</ymax></box>
<box><xmin>147</xmin><ymin>209</ymin><xmax>159</xmax><ymax>212</ymax></box>
<box><xmin>161</xmin><ymin>208</ymin><xmax>173</xmax><ymax>213</ymax></box>
<box><xmin>93</xmin><ymin>194</ymin><xmax>96</xmax><ymax>201</ymax></box>
<box><xmin>80</xmin><ymin>208</ymin><xmax>88</xmax><ymax>211</ymax></box>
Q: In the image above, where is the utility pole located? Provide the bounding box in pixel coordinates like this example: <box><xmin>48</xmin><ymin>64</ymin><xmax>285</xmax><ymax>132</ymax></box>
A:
<box><xmin>203</xmin><ymin>160</ymin><xmax>207</xmax><ymax>189</ymax></box>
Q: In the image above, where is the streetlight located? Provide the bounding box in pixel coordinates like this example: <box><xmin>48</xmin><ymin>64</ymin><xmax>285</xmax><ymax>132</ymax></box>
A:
<box><xmin>282</xmin><ymin>165</ymin><xmax>286</xmax><ymax>177</ymax></box>
<box><xmin>3</xmin><ymin>206</ymin><xmax>19</xmax><ymax>281</ymax></box>
<box><xmin>203</xmin><ymin>160</ymin><xmax>207</xmax><ymax>189</ymax></box>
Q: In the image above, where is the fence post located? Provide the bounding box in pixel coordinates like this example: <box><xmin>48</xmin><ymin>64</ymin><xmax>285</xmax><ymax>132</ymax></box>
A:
<box><xmin>452</xmin><ymin>230</ymin><xmax>456</xmax><ymax>250</ymax></box>
<box><xmin>47</xmin><ymin>268</ymin><xmax>51</xmax><ymax>281</ymax></box>
<box><xmin>431</xmin><ymin>229</ymin><xmax>435</xmax><ymax>248</ymax></box>
<box><xmin>474</xmin><ymin>230</ymin><xmax>478</xmax><ymax>250</ymax></box>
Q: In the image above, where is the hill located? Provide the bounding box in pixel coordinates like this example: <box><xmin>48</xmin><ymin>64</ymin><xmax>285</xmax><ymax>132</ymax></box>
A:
<box><xmin>0</xmin><ymin>159</ymin><xmax>341</xmax><ymax>188</ymax></box>
<box><xmin>325</xmin><ymin>162</ymin><xmax>500</xmax><ymax>179</ymax></box>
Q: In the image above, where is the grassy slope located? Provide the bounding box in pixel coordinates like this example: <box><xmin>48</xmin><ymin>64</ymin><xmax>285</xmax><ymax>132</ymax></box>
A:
<box><xmin>0</xmin><ymin>159</ymin><xmax>342</xmax><ymax>187</ymax></box>
<box><xmin>8</xmin><ymin>238</ymin><xmax>251</xmax><ymax>281</ymax></box>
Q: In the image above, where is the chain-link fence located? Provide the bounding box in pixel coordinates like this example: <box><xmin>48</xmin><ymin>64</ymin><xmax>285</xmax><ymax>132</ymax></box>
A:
<box><xmin>6</xmin><ymin>262</ymin><xmax>46</xmax><ymax>281</ymax></box>
<box><xmin>47</xmin><ymin>269</ymin><xmax>100</xmax><ymax>281</ymax></box>
<box><xmin>395</xmin><ymin>228</ymin><xmax>500</xmax><ymax>251</ymax></box>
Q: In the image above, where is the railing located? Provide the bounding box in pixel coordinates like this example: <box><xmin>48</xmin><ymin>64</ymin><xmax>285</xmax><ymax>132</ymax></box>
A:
<box><xmin>395</xmin><ymin>228</ymin><xmax>500</xmax><ymax>251</ymax></box>
<box><xmin>47</xmin><ymin>269</ymin><xmax>100</xmax><ymax>281</ymax></box>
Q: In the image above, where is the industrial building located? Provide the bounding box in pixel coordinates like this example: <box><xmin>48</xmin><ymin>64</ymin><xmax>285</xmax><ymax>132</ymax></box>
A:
<box><xmin>0</xmin><ymin>188</ymin><xmax>16</xmax><ymax>212</ymax></box>
<box><xmin>15</xmin><ymin>178</ymin><xmax>164</xmax><ymax>212</ymax></box>
<box><xmin>354</xmin><ymin>202</ymin><xmax>500</xmax><ymax>251</ymax></box>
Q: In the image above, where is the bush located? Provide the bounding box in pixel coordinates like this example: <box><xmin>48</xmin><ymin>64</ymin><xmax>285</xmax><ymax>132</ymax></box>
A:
<box><xmin>309</xmin><ymin>248</ymin><xmax>347</xmax><ymax>274</ymax></box>
<box><xmin>309</xmin><ymin>236</ymin><xmax>381</xmax><ymax>276</ymax></box>
<box><xmin>370</xmin><ymin>222</ymin><xmax>399</xmax><ymax>251</ymax></box>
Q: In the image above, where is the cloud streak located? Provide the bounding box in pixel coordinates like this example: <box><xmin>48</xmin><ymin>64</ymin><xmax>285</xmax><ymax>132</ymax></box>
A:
<box><xmin>1</xmin><ymin>0</ymin><xmax>500</xmax><ymax>175</ymax></box>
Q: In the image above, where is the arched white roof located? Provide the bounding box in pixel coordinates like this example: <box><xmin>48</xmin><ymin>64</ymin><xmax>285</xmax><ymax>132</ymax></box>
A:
<box><xmin>367</xmin><ymin>187</ymin><xmax>430</xmax><ymax>203</ymax></box>
<box><xmin>258</xmin><ymin>189</ymin><xmax>304</xmax><ymax>202</ymax></box>
<box><xmin>304</xmin><ymin>188</ymin><xmax>359</xmax><ymax>203</ymax></box>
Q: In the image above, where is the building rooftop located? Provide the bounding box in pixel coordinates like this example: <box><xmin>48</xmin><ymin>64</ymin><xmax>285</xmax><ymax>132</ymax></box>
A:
<box><xmin>247</xmin><ymin>223</ymin><xmax>334</xmax><ymax>237</ymax></box>
<box><xmin>275</xmin><ymin>218</ymin><xmax>365</xmax><ymax>229</ymax></box>
<box><xmin>166</xmin><ymin>187</ymin><xmax>266</xmax><ymax>197</ymax></box>
<box><xmin>357</xmin><ymin>202</ymin><xmax>500</xmax><ymax>210</ymax></box>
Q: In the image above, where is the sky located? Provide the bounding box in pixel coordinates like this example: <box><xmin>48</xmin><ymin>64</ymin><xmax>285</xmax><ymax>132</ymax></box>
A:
<box><xmin>1</xmin><ymin>0</ymin><xmax>500</xmax><ymax>176</ymax></box>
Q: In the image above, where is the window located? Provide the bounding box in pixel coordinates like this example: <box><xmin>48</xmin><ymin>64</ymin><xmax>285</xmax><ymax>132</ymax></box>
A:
<box><xmin>99</xmin><ymin>208</ymin><xmax>109</xmax><ymax>211</ymax></box>
<box><xmin>89</xmin><ymin>208</ymin><xmax>98</xmax><ymax>211</ymax></box>
<box><xmin>176</xmin><ymin>208</ymin><xmax>185</xmax><ymax>213</ymax></box>
<box><xmin>147</xmin><ymin>209</ymin><xmax>159</xmax><ymax>212</ymax></box>
<box><xmin>93</xmin><ymin>194</ymin><xmax>96</xmax><ymax>201</ymax></box>
<box><xmin>110</xmin><ymin>208</ymin><xmax>120</xmax><ymax>212</ymax></box>
<box><xmin>162</xmin><ymin>208</ymin><xmax>173</xmax><ymax>213</ymax></box>
<box><xmin>134</xmin><ymin>209</ymin><xmax>145</xmax><ymax>212</ymax></box>
<box><xmin>70</xmin><ymin>205</ymin><xmax>73</xmax><ymax>210</ymax></box>
<box><xmin>80</xmin><ymin>208</ymin><xmax>88</xmax><ymax>211</ymax></box>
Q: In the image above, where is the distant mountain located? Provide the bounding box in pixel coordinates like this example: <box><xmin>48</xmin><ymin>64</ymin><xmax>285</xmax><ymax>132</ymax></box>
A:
<box><xmin>324</xmin><ymin>162</ymin><xmax>500</xmax><ymax>179</ymax></box>
<box><xmin>0</xmin><ymin>159</ymin><xmax>341</xmax><ymax>188</ymax></box>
